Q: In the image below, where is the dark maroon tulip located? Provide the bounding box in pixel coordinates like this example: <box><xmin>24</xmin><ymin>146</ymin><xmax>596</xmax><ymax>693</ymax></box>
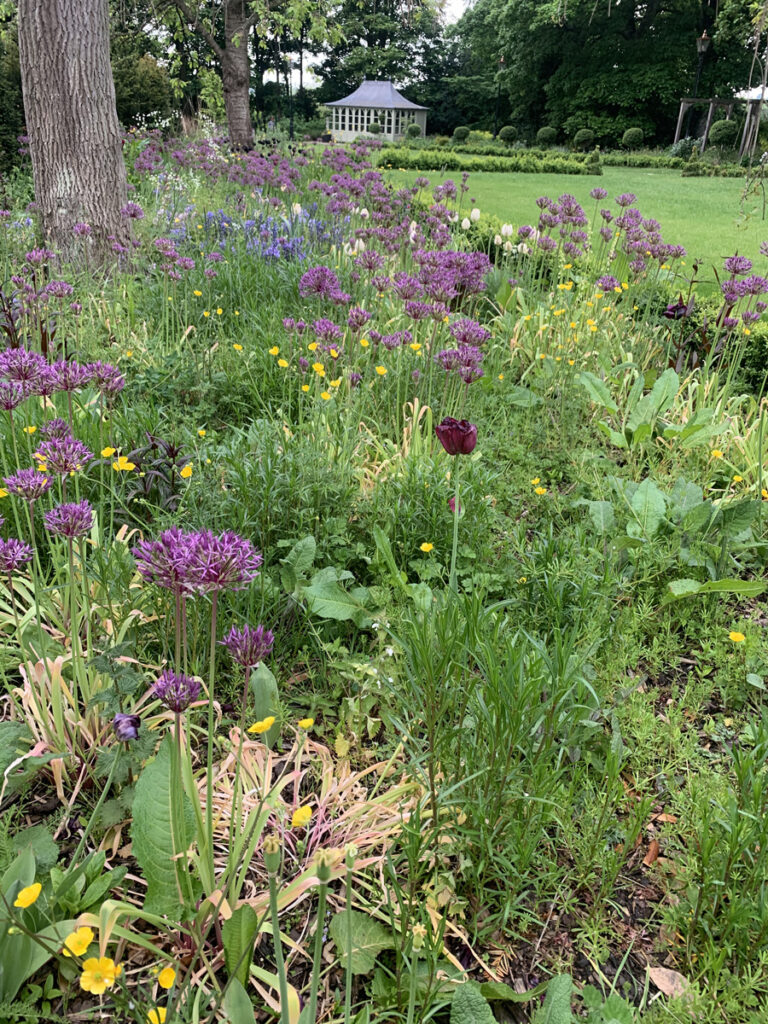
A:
<box><xmin>435</xmin><ymin>417</ymin><xmax>477</xmax><ymax>456</ymax></box>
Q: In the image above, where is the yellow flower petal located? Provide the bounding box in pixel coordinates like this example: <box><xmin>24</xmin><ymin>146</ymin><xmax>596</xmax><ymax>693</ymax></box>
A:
<box><xmin>180</xmin><ymin>464</ymin><xmax>192</xmax><ymax>479</ymax></box>
<box><xmin>101</xmin><ymin>447</ymin><xmax>116</xmax><ymax>458</ymax></box>
<box><xmin>729</xmin><ymin>631</ymin><xmax>746</xmax><ymax>643</ymax></box>
<box><xmin>419</xmin><ymin>542</ymin><xmax>434</xmax><ymax>553</ymax></box>
<box><xmin>157</xmin><ymin>966</ymin><xmax>176</xmax><ymax>990</ymax></box>
<box><xmin>248</xmin><ymin>716</ymin><xmax>275</xmax><ymax>735</ymax></box>
<box><xmin>298</xmin><ymin>717</ymin><xmax>314</xmax><ymax>729</ymax></box>
<box><xmin>148</xmin><ymin>1010</ymin><xmax>167</xmax><ymax>1024</ymax></box>
<box><xmin>375</xmin><ymin>365</ymin><xmax>387</xmax><ymax>376</ymax></box>
<box><xmin>63</xmin><ymin>926</ymin><xmax>94</xmax><ymax>957</ymax></box>
<box><xmin>13</xmin><ymin>882</ymin><xmax>41</xmax><ymax>908</ymax></box>
<box><xmin>291</xmin><ymin>805</ymin><xmax>313</xmax><ymax>829</ymax></box>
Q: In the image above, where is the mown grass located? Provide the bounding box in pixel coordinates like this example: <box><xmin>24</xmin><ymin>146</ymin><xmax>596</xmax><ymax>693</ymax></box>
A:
<box><xmin>387</xmin><ymin>165</ymin><xmax>768</xmax><ymax>273</ymax></box>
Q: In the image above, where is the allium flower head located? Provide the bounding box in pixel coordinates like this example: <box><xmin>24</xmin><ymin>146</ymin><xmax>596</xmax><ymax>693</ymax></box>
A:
<box><xmin>0</xmin><ymin>346</ymin><xmax>45</xmax><ymax>389</ymax></box>
<box><xmin>51</xmin><ymin>359</ymin><xmax>94</xmax><ymax>393</ymax></box>
<box><xmin>120</xmin><ymin>201</ymin><xmax>145</xmax><ymax>220</ymax></box>
<box><xmin>448</xmin><ymin>318</ymin><xmax>491</xmax><ymax>347</ymax></box>
<box><xmin>723</xmin><ymin>254</ymin><xmax>752</xmax><ymax>276</ymax></box>
<box><xmin>186</xmin><ymin>530</ymin><xmax>262</xmax><ymax>594</ymax></box>
<box><xmin>88</xmin><ymin>361</ymin><xmax>125</xmax><ymax>396</ymax></box>
<box><xmin>44</xmin><ymin>499</ymin><xmax>93</xmax><ymax>539</ymax></box>
<box><xmin>0</xmin><ymin>537</ymin><xmax>33</xmax><ymax>574</ymax></box>
<box><xmin>0</xmin><ymin>380</ymin><xmax>25</xmax><ymax>411</ymax></box>
<box><xmin>132</xmin><ymin>526</ymin><xmax>200</xmax><ymax>593</ymax></box>
<box><xmin>40</xmin><ymin>417</ymin><xmax>72</xmax><ymax>440</ymax></box>
<box><xmin>221</xmin><ymin>623</ymin><xmax>275</xmax><ymax>667</ymax></box>
<box><xmin>153</xmin><ymin>669</ymin><xmax>201</xmax><ymax>713</ymax></box>
<box><xmin>35</xmin><ymin>438</ymin><xmax>93</xmax><ymax>475</ymax></box>
<box><xmin>113</xmin><ymin>713</ymin><xmax>141</xmax><ymax>742</ymax></box>
<box><xmin>4</xmin><ymin>467</ymin><xmax>52</xmax><ymax>501</ymax></box>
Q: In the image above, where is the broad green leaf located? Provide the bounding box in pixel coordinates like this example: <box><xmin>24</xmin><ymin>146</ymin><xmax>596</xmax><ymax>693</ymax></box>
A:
<box><xmin>80</xmin><ymin>865</ymin><xmax>128</xmax><ymax>910</ymax></box>
<box><xmin>665</xmin><ymin>579</ymin><xmax>703</xmax><ymax>600</ymax></box>
<box><xmin>0</xmin><ymin>722</ymin><xmax>29</xmax><ymax>779</ymax></box>
<box><xmin>597</xmin><ymin>421</ymin><xmax>628</xmax><ymax>448</ymax></box>
<box><xmin>249</xmin><ymin>664</ymin><xmax>280</xmax><ymax>746</ymax></box>
<box><xmin>507</xmin><ymin>384</ymin><xmax>542</xmax><ymax>408</ymax></box>
<box><xmin>719</xmin><ymin>499</ymin><xmax>759</xmax><ymax>538</ymax></box>
<box><xmin>279</xmin><ymin>536</ymin><xmax>316</xmax><ymax>599</ymax></box>
<box><xmin>131</xmin><ymin>736</ymin><xmax>193</xmax><ymax>919</ymax></box>
<box><xmin>682</xmin><ymin>501</ymin><xmax>717</xmax><ymax>535</ymax></box>
<box><xmin>647</xmin><ymin>367</ymin><xmax>679</xmax><ymax>417</ymax></box>
<box><xmin>624</xmin><ymin>372</ymin><xmax>646</xmax><ymax>422</ymax></box>
<box><xmin>223</xmin><ymin>904</ymin><xmax>259</xmax><ymax>987</ymax></box>
<box><xmin>11</xmin><ymin>825</ymin><xmax>58</xmax><ymax>871</ymax></box>
<box><xmin>450</xmin><ymin>981</ymin><xmax>495</xmax><ymax>1023</ymax></box>
<box><xmin>373</xmin><ymin>525</ymin><xmax>407</xmax><ymax>590</ymax></box>
<box><xmin>305</xmin><ymin>568</ymin><xmax>370</xmax><ymax>622</ymax></box>
<box><xmin>329</xmin><ymin>910</ymin><xmax>393</xmax><ymax>974</ymax></box>
<box><xmin>664</xmin><ymin>577</ymin><xmax>766</xmax><ymax>603</ymax></box>
<box><xmin>579</xmin><ymin>372</ymin><xmax>617</xmax><ymax>414</ymax></box>
<box><xmin>586</xmin><ymin>500</ymin><xmax>615</xmax><ymax>535</ymax></box>
<box><xmin>222</xmin><ymin>977</ymin><xmax>256</xmax><ymax>1024</ymax></box>
<box><xmin>627</xmin><ymin>478</ymin><xmax>666</xmax><ymax>538</ymax></box>
<box><xmin>532</xmin><ymin>974</ymin><xmax>574</xmax><ymax>1024</ymax></box>
<box><xmin>0</xmin><ymin>917</ymin><xmax>76</xmax><ymax>1001</ymax></box>
<box><xmin>669</xmin><ymin>479</ymin><xmax>703</xmax><ymax>517</ymax></box>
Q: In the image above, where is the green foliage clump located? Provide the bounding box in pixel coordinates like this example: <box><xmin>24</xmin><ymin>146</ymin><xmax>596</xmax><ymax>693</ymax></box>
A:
<box><xmin>452</xmin><ymin>125</ymin><xmax>470</xmax><ymax>143</ymax></box>
<box><xmin>498</xmin><ymin>125</ymin><xmax>517</xmax><ymax>146</ymax></box>
<box><xmin>368</xmin><ymin>120</ymin><xmax>382</xmax><ymax>135</ymax></box>
<box><xmin>622</xmin><ymin>127</ymin><xmax>644</xmax><ymax>150</ymax></box>
<box><xmin>377</xmin><ymin>146</ymin><xmax>598</xmax><ymax>175</ymax></box>
<box><xmin>536</xmin><ymin>126</ymin><xmax>557</xmax><ymax>147</ymax></box>
<box><xmin>405</xmin><ymin>122</ymin><xmax>421</xmax><ymax>139</ymax></box>
<box><xmin>708</xmin><ymin>119</ymin><xmax>738</xmax><ymax>149</ymax></box>
<box><xmin>572</xmin><ymin>127</ymin><xmax>595</xmax><ymax>151</ymax></box>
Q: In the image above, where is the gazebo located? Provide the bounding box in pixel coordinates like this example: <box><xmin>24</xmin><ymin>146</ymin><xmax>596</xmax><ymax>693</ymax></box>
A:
<box><xmin>325</xmin><ymin>80</ymin><xmax>428</xmax><ymax>142</ymax></box>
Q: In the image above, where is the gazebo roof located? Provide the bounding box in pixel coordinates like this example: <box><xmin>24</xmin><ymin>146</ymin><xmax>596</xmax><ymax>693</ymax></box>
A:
<box><xmin>326</xmin><ymin>80</ymin><xmax>428</xmax><ymax>110</ymax></box>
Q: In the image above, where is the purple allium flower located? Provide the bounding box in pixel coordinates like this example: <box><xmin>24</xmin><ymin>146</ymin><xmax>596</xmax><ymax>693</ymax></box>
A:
<box><xmin>392</xmin><ymin>273</ymin><xmax>423</xmax><ymax>300</ymax></box>
<box><xmin>724</xmin><ymin>254</ymin><xmax>752</xmax><ymax>276</ymax></box>
<box><xmin>121</xmin><ymin>201</ymin><xmax>145</xmax><ymax>220</ymax></box>
<box><xmin>44</xmin><ymin>280</ymin><xmax>74</xmax><ymax>300</ymax></box>
<box><xmin>44</xmin><ymin>499</ymin><xmax>93</xmax><ymax>539</ymax></box>
<box><xmin>72</xmin><ymin>222</ymin><xmax>91</xmax><ymax>237</ymax></box>
<box><xmin>0</xmin><ymin>347</ymin><xmax>45</xmax><ymax>389</ymax></box>
<box><xmin>435</xmin><ymin>417</ymin><xmax>478</xmax><ymax>455</ymax></box>
<box><xmin>204</xmin><ymin>268</ymin><xmax>217</xmax><ymax>279</ymax></box>
<box><xmin>299</xmin><ymin>356</ymin><xmax>309</xmax><ymax>372</ymax></box>
<box><xmin>206</xmin><ymin>252</ymin><xmax>224</xmax><ymax>264</ymax></box>
<box><xmin>760</xmin><ymin>240</ymin><xmax>768</xmax><ymax>258</ymax></box>
<box><xmin>113</xmin><ymin>712</ymin><xmax>141</xmax><ymax>741</ymax></box>
<box><xmin>615</xmin><ymin>192</ymin><xmax>637</xmax><ymax>208</ymax></box>
<box><xmin>70</xmin><ymin>302</ymin><xmax>82</xmax><ymax>315</ymax></box>
<box><xmin>722</xmin><ymin>316</ymin><xmax>738</xmax><ymax>329</ymax></box>
<box><xmin>517</xmin><ymin>225</ymin><xmax>535</xmax><ymax>239</ymax></box>
<box><xmin>0</xmin><ymin>380</ymin><xmax>25</xmax><ymax>411</ymax></box>
<box><xmin>35</xmin><ymin>438</ymin><xmax>93</xmax><ymax>475</ymax></box>
<box><xmin>186</xmin><ymin>530</ymin><xmax>262</xmax><ymax>594</ymax></box>
<box><xmin>597</xmin><ymin>275</ymin><xmax>621</xmax><ymax>292</ymax></box>
<box><xmin>600</xmin><ymin>209</ymin><xmax>613</xmax><ymax>224</ymax></box>
<box><xmin>175</xmin><ymin>257</ymin><xmax>195</xmax><ymax>272</ymax></box>
<box><xmin>348</xmin><ymin>307</ymin><xmax>372</xmax><ymax>331</ymax></box>
<box><xmin>590</xmin><ymin>187</ymin><xmax>608</xmax><ymax>200</ymax></box>
<box><xmin>349</xmin><ymin>371</ymin><xmax>363</xmax><ymax>387</ymax></box>
<box><xmin>24</xmin><ymin>247</ymin><xmax>55</xmax><ymax>266</ymax></box>
<box><xmin>299</xmin><ymin>265</ymin><xmax>343</xmax><ymax>300</ymax></box>
<box><xmin>355</xmin><ymin>249</ymin><xmax>385</xmax><ymax>272</ymax></box>
<box><xmin>153</xmin><ymin>669</ymin><xmax>201</xmax><ymax>713</ymax></box>
<box><xmin>537</xmin><ymin>236</ymin><xmax>557</xmax><ymax>252</ymax></box>
<box><xmin>40</xmin><ymin>417</ymin><xmax>71</xmax><ymax>440</ymax></box>
<box><xmin>51</xmin><ymin>359</ymin><xmax>94</xmax><ymax>393</ymax></box>
<box><xmin>599</xmin><ymin>226</ymin><xmax>612</xmax><ymax>242</ymax></box>
<box><xmin>133</xmin><ymin>526</ymin><xmax>200</xmax><ymax>594</ymax></box>
<box><xmin>743</xmin><ymin>274</ymin><xmax>768</xmax><ymax>295</ymax></box>
<box><xmin>312</xmin><ymin>318</ymin><xmax>342</xmax><ymax>345</ymax></box>
<box><xmin>4</xmin><ymin>467</ymin><xmax>52</xmax><ymax>501</ymax></box>
<box><xmin>448</xmin><ymin>318</ymin><xmax>491</xmax><ymax>347</ymax></box>
<box><xmin>283</xmin><ymin>317</ymin><xmax>296</xmax><ymax>332</ymax></box>
<box><xmin>0</xmin><ymin>537</ymin><xmax>33</xmax><ymax>574</ymax></box>
<box><xmin>742</xmin><ymin>310</ymin><xmax>761</xmax><ymax>324</ymax></box>
<box><xmin>756</xmin><ymin>301</ymin><xmax>767</xmax><ymax>313</ymax></box>
<box><xmin>220</xmin><ymin>623</ymin><xmax>275</xmax><ymax>667</ymax></box>
<box><xmin>88</xmin><ymin>361</ymin><xmax>125</xmax><ymax>396</ymax></box>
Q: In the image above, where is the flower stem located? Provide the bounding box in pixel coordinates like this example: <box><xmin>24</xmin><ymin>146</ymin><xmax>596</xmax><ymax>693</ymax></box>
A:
<box><xmin>449</xmin><ymin>474</ymin><xmax>460</xmax><ymax>592</ymax></box>
<box><xmin>205</xmin><ymin>590</ymin><xmax>218</xmax><ymax>889</ymax></box>
<box><xmin>308</xmin><ymin>879</ymin><xmax>328</xmax><ymax>1023</ymax></box>
<box><xmin>268</xmin><ymin>870</ymin><xmax>290</xmax><ymax>1024</ymax></box>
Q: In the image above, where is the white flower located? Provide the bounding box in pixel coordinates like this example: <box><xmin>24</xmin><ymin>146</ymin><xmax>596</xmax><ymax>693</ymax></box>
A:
<box><xmin>461</xmin><ymin>217</ymin><xmax>471</xmax><ymax>230</ymax></box>
<box><xmin>504</xmin><ymin>240</ymin><xmax>514</xmax><ymax>252</ymax></box>
<box><xmin>291</xmin><ymin>203</ymin><xmax>302</xmax><ymax>216</ymax></box>
<box><xmin>470</xmin><ymin>207</ymin><xmax>481</xmax><ymax>222</ymax></box>
<box><xmin>494</xmin><ymin>234</ymin><xmax>503</xmax><ymax>246</ymax></box>
<box><xmin>501</xmin><ymin>223</ymin><xmax>514</xmax><ymax>237</ymax></box>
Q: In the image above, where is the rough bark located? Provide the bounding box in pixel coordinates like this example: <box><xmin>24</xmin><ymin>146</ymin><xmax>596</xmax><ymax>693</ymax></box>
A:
<box><xmin>18</xmin><ymin>0</ymin><xmax>129</xmax><ymax>262</ymax></box>
<box><xmin>222</xmin><ymin>1</ymin><xmax>254</xmax><ymax>150</ymax></box>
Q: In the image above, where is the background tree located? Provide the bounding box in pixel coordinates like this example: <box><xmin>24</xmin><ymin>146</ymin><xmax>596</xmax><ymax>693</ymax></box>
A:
<box><xmin>18</xmin><ymin>0</ymin><xmax>129</xmax><ymax>257</ymax></box>
<box><xmin>111</xmin><ymin>1</ymin><xmax>173</xmax><ymax>127</ymax></box>
<box><xmin>0</xmin><ymin>9</ymin><xmax>23</xmax><ymax>174</ymax></box>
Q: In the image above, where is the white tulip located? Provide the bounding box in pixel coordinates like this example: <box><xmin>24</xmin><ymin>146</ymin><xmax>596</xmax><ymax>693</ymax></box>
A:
<box><xmin>461</xmin><ymin>217</ymin><xmax>471</xmax><ymax>230</ymax></box>
<box><xmin>470</xmin><ymin>207</ymin><xmax>481</xmax><ymax>222</ymax></box>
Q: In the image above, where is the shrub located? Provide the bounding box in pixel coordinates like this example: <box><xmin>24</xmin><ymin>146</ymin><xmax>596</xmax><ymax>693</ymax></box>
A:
<box><xmin>452</xmin><ymin>125</ymin><xmax>470</xmax><ymax>143</ymax></box>
<box><xmin>708</xmin><ymin>119</ymin><xmax>738</xmax><ymax>149</ymax></box>
<box><xmin>573</xmin><ymin>128</ymin><xmax>595</xmax><ymax>151</ymax></box>
<box><xmin>498</xmin><ymin>125</ymin><xmax>517</xmax><ymax>146</ymax></box>
<box><xmin>405</xmin><ymin>122</ymin><xmax>422</xmax><ymax>139</ymax></box>
<box><xmin>669</xmin><ymin>136</ymin><xmax>699</xmax><ymax>160</ymax></box>
<box><xmin>622</xmin><ymin>127</ymin><xmax>644</xmax><ymax>150</ymax></box>
<box><xmin>368</xmin><ymin>121</ymin><xmax>382</xmax><ymax>135</ymax></box>
<box><xmin>536</xmin><ymin>126</ymin><xmax>557</xmax><ymax>147</ymax></box>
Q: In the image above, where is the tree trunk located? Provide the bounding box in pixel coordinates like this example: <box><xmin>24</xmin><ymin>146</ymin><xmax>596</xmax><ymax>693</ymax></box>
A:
<box><xmin>222</xmin><ymin>0</ymin><xmax>253</xmax><ymax>150</ymax></box>
<box><xmin>18</xmin><ymin>0</ymin><xmax>129</xmax><ymax>261</ymax></box>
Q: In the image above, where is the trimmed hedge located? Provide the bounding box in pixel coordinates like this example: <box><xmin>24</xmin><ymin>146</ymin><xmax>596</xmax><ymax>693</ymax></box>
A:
<box><xmin>377</xmin><ymin>146</ymin><xmax>601</xmax><ymax>175</ymax></box>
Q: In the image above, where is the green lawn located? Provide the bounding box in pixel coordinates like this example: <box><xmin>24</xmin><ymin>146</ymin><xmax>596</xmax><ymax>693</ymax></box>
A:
<box><xmin>388</xmin><ymin>165</ymin><xmax>768</xmax><ymax>274</ymax></box>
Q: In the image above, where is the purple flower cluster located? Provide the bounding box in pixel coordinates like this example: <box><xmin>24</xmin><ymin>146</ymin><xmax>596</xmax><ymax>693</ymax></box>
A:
<box><xmin>35</xmin><ymin>438</ymin><xmax>93</xmax><ymax>475</ymax></box>
<box><xmin>133</xmin><ymin>527</ymin><xmax>262</xmax><ymax>595</ymax></box>
<box><xmin>3</xmin><ymin>467</ymin><xmax>51</xmax><ymax>501</ymax></box>
<box><xmin>435</xmin><ymin>345</ymin><xmax>484</xmax><ymax>383</ymax></box>
<box><xmin>448</xmin><ymin>318</ymin><xmax>491</xmax><ymax>347</ymax></box>
<box><xmin>44</xmin><ymin>500</ymin><xmax>93</xmax><ymax>539</ymax></box>
<box><xmin>0</xmin><ymin>536</ymin><xmax>33</xmax><ymax>574</ymax></box>
<box><xmin>153</xmin><ymin>669</ymin><xmax>201</xmax><ymax>713</ymax></box>
<box><xmin>299</xmin><ymin>265</ymin><xmax>350</xmax><ymax>304</ymax></box>
<box><xmin>220</xmin><ymin>623</ymin><xmax>275</xmax><ymax>667</ymax></box>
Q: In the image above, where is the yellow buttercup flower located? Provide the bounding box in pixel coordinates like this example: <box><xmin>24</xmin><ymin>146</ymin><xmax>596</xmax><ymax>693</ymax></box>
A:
<box><xmin>23</xmin><ymin>425</ymin><xmax>36</xmax><ymax>434</ymax></box>
<box><xmin>729</xmin><ymin>631</ymin><xmax>746</xmax><ymax>643</ymax></box>
<box><xmin>301</xmin><ymin>384</ymin><xmax>310</xmax><ymax>392</ymax></box>
<box><xmin>312</xmin><ymin>362</ymin><xmax>325</xmax><ymax>376</ymax></box>
<box><xmin>732</xmin><ymin>475</ymin><xmax>743</xmax><ymax>483</ymax></box>
<box><xmin>180</xmin><ymin>464</ymin><xmax>193</xmax><ymax>479</ymax></box>
<box><xmin>298</xmin><ymin>717</ymin><xmax>314</xmax><ymax>729</ymax></box>
<box><xmin>203</xmin><ymin>310</ymin><xmax>210</xmax><ymax>317</ymax></box>
<box><xmin>534</xmin><ymin>486</ymin><xmax>547</xmax><ymax>496</ymax></box>
<box><xmin>278</xmin><ymin>359</ymin><xmax>289</xmax><ymax>368</ymax></box>
<box><xmin>321</xmin><ymin>391</ymin><xmax>331</xmax><ymax>400</ymax></box>
<box><xmin>410</xmin><ymin>342</ymin><xmax>422</xmax><ymax>352</ymax></box>
<box><xmin>14</xmin><ymin>882</ymin><xmax>41</xmax><ymax>908</ymax></box>
<box><xmin>248</xmin><ymin>716</ymin><xmax>275</xmax><ymax>734</ymax></box>
<box><xmin>308</xmin><ymin>341</ymin><xmax>318</xmax><ymax>351</ymax></box>
<box><xmin>419</xmin><ymin>542</ymin><xmax>434</xmax><ymax>553</ymax></box>
<box><xmin>148</xmin><ymin>1010</ymin><xmax>167</xmax><ymax>1024</ymax></box>
<box><xmin>711</xmin><ymin>449</ymin><xmax>724</xmax><ymax>459</ymax></box>
<box><xmin>269</xmin><ymin>346</ymin><xmax>279</xmax><ymax>356</ymax></box>
<box><xmin>79</xmin><ymin>956</ymin><xmax>121</xmax><ymax>995</ymax></box>
<box><xmin>112</xmin><ymin>456</ymin><xmax>136</xmax><ymax>472</ymax></box>
<box><xmin>0</xmin><ymin>488</ymin><xmax>8</xmax><ymax>498</ymax></box>
<box><xmin>101</xmin><ymin>447</ymin><xmax>116</xmax><ymax>458</ymax></box>
<box><xmin>291</xmin><ymin>805</ymin><xmax>313</xmax><ymax>829</ymax></box>
<box><xmin>375</xmin><ymin>365</ymin><xmax>387</xmax><ymax>376</ymax></box>
<box><xmin>197</xmin><ymin>429</ymin><xmax>206</xmax><ymax>438</ymax></box>
<box><xmin>330</xmin><ymin>378</ymin><xmax>341</xmax><ymax>388</ymax></box>
<box><xmin>360</xmin><ymin>338</ymin><xmax>369</xmax><ymax>347</ymax></box>
<box><xmin>216</xmin><ymin>307</ymin><xmax>223</xmax><ymax>315</ymax></box>
<box><xmin>233</xmin><ymin>343</ymin><xmax>243</xmax><ymax>351</ymax></box>
<box><xmin>530</xmin><ymin>478</ymin><xmax>540</xmax><ymax>486</ymax></box>
<box><xmin>330</xmin><ymin>348</ymin><xmax>338</xmax><ymax>358</ymax></box>
<box><xmin>193</xmin><ymin>290</ymin><xmax>202</xmax><ymax>297</ymax></box>
<box><xmin>157</xmin><ymin>966</ymin><xmax>176</xmax><ymax>989</ymax></box>
<box><xmin>63</xmin><ymin>926</ymin><xmax>94</xmax><ymax>957</ymax></box>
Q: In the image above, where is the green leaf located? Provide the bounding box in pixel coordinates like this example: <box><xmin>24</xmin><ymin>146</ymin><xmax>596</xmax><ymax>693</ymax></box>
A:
<box><xmin>0</xmin><ymin>918</ymin><xmax>76</xmax><ymax>1002</ymax></box>
<box><xmin>586</xmin><ymin>500</ymin><xmax>615</xmax><ymax>535</ymax></box>
<box><xmin>450</xmin><ymin>981</ymin><xmax>496</xmax><ymax>1023</ymax></box>
<box><xmin>532</xmin><ymin>974</ymin><xmax>574</xmax><ymax>1024</ymax></box>
<box><xmin>373</xmin><ymin>525</ymin><xmax>407</xmax><ymax>590</ymax></box>
<box><xmin>719</xmin><ymin>499</ymin><xmax>759</xmax><ymax>538</ymax></box>
<box><xmin>223</xmin><ymin>904</ymin><xmax>260</xmax><ymax>987</ymax></box>
<box><xmin>249</xmin><ymin>664</ymin><xmax>280</xmax><ymax>746</ymax></box>
<box><xmin>597</xmin><ymin>422</ymin><xmax>628</xmax><ymax>449</ymax></box>
<box><xmin>11</xmin><ymin>825</ymin><xmax>58</xmax><ymax>872</ymax></box>
<box><xmin>305</xmin><ymin>568</ymin><xmax>370</xmax><ymax>622</ymax></box>
<box><xmin>80</xmin><ymin>866</ymin><xmax>128</xmax><ymax>911</ymax></box>
<box><xmin>627</xmin><ymin>478</ymin><xmax>666</xmax><ymax>538</ymax></box>
<box><xmin>131</xmin><ymin>736</ymin><xmax>193</xmax><ymax>919</ymax></box>
<box><xmin>0</xmin><ymin>722</ymin><xmax>29</xmax><ymax>779</ymax></box>
<box><xmin>480</xmin><ymin>978</ymin><xmax>550</xmax><ymax>1003</ymax></box>
<box><xmin>579</xmin><ymin>372</ymin><xmax>617</xmax><ymax>414</ymax></box>
<box><xmin>329</xmin><ymin>910</ymin><xmax>393</xmax><ymax>974</ymax></box>
<box><xmin>507</xmin><ymin>384</ymin><xmax>542</xmax><ymax>408</ymax></box>
<box><xmin>222</xmin><ymin>977</ymin><xmax>256</xmax><ymax>1024</ymax></box>
<box><xmin>647</xmin><ymin>367</ymin><xmax>679</xmax><ymax>417</ymax></box>
<box><xmin>664</xmin><ymin>577</ymin><xmax>766</xmax><ymax>603</ymax></box>
<box><xmin>279</xmin><ymin>536</ymin><xmax>316</xmax><ymax>599</ymax></box>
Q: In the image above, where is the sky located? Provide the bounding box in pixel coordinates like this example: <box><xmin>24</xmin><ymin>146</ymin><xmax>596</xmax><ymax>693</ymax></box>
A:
<box><xmin>442</xmin><ymin>0</ymin><xmax>468</xmax><ymax>24</ymax></box>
